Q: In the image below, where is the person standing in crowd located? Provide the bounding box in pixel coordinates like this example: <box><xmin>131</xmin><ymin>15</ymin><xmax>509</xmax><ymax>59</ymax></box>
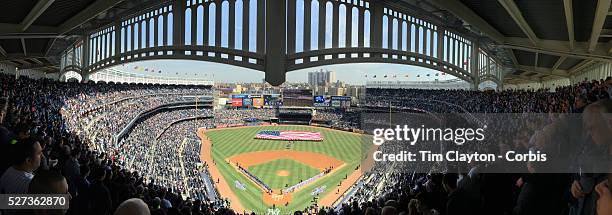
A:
<box><xmin>70</xmin><ymin>165</ymin><xmax>92</xmax><ymax>215</ymax></box>
<box><xmin>28</xmin><ymin>169</ymin><xmax>71</xmax><ymax>215</ymax></box>
<box><xmin>0</xmin><ymin>137</ymin><xmax>42</xmax><ymax>194</ymax></box>
<box><xmin>90</xmin><ymin>167</ymin><xmax>113</xmax><ymax>215</ymax></box>
<box><xmin>62</xmin><ymin>147</ymin><xmax>80</xmax><ymax>197</ymax></box>
<box><xmin>442</xmin><ymin>173</ymin><xmax>471</xmax><ymax>215</ymax></box>
<box><xmin>114</xmin><ymin>198</ymin><xmax>151</xmax><ymax>215</ymax></box>
<box><xmin>570</xmin><ymin>99</ymin><xmax>612</xmax><ymax>215</ymax></box>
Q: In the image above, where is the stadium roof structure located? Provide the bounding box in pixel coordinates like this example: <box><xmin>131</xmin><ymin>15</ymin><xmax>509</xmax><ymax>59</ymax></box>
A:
<box><xmin>0</xmin><ymin>0</ymin><xmax>609</xmax><ymax>86</ymax></box>
<box><xmin>422</xmin><ymin>0</ymin><xmax>612</xmax><ymax>84</ymax></box>
<box><xmin>0</xmin><ymin>0</ymin><xmax>162</xmax><ymax>72</ymax></box>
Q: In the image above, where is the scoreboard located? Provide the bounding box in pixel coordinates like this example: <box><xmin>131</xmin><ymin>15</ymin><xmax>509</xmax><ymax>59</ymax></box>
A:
<box><xmin>313</xmin><ymin>95</ymin><xmax>351</xmax><ymax>107</ymax></box>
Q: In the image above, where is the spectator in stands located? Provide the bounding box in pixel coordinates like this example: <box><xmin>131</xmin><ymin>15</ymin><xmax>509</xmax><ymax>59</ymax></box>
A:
<box><xmin>114</xmin><ymin>198</ymin><xmax>151</xmax><ymax>215</ymax></box>
<box><xmin>28</xmin><ymin>169</ymin><xmax>70</xmax><ymax>215</ymax></box>
<box><xmin>407</xmin><ymin>199</ymin><xmax>419</xmax><ymax>215</ymax></box>
<box><xmin>606</xmin><ymin>77</ymin><xmax>612</xmax><ymax>99</ymax></box>
<box><xmin>595</xmin><ymin>178</ymin><xmax>612</xmax><ymax>215</ymax></box>
<box><xmin>569</xmin><ymin>99</ymin><xmax>612</xmax><ymax>215</ymax></box>
<box><xmin>149</xmin><ymin>197</ymin><xmax>163</xmax><ymax>215</ymax></box>
<box><xmin>62</xmin><ymin>147</ymin><xmax>80</xmax><ymax>196</ymax></box>
<box><xmin>90</xmin><ymin>167</ymin><xmax>113</xmax><ymax>215</ymax></box>
<box><xmin>72</xmin><ymin>164</ymin><xmax>92</xmax><ymax>215</ymax></box>
<box><xmin>442</xmin><ymin>173</ymin><xmax>470</xmax><ymax>215</ymax></box>
<box><xmin>0</xmin><ymin>137</ymin><xmax>42</xmax><ymax>194</ymax></box>
<box><xmin>415</xmin><ymin>192</ymin><xmax>438</xmax><ymax>215</ymax></box>
<box><xmin>381</xmin><ymin>206</ymin><xmax>397</xmax><ymax>215</ymax></box>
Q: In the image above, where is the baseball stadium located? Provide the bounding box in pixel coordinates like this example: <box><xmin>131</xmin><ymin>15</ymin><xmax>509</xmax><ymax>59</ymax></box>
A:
<box><xmin>1</xmin><ymin>0</ymin><xmax>612</xmax><ymax>215</ymax></box>
<box><xmin>199</xmin><ymin>125</ymin><xmax>373</xmax><ymax>213</ymax></box>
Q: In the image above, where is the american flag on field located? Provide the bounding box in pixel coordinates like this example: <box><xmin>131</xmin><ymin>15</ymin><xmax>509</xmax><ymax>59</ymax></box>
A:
<box><xmin>255</xmin><ymin>130</ymin><xmax>323</xmax><ymax>141</ymax></box>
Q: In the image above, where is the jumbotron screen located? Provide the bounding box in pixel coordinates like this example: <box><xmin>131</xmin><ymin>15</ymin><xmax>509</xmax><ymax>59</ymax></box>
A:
<box><xmin>313</xmin><ymin>95</ymin><xmax>330</xmax><ymax>107</ymax></box>
<box><xmin>283</xmin><ymin>89</ymin><xmax>312</xmax><ymax>107</ymax></box>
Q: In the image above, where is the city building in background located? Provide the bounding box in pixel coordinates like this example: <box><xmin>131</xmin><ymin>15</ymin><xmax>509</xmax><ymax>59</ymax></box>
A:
<box><xmin>308</xmin><ymin>69</ymin><xmax>336</xmax><ymax>86</ymax></box>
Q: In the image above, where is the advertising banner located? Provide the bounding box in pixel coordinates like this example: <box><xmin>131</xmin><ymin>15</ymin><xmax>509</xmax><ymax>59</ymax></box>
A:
<box><xmin>331</xmin><ymin>96</ymin><xmax>351</xmax><ymax>107</ymax></box>
<box><xmin>253</xmin><ymin>98</ymin><xmax>264</xmax><ymax>107</ymax></box>
<box><xmin>243</xmin><ymin>98</ymin><xmax>253</xmax><ymax>106</ymax></box>
<box><xmin>231</xmin><ymin>98</ymin><xmax>243</xmax><ymax>107</ymax></box>
<box><xmin>264</xmin><ymin>94</ymin><xmax>281</xmax><ymax>106</ymax></box>
<box><xmin>231</xmin><ymin>94</ymin><xmax>249</xmax><ymax>99</ymax></box>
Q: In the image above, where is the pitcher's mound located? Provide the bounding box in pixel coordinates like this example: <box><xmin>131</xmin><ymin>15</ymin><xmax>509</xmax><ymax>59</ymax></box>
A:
<box><xmin>276</xmin><ymin>170</ymin><xmax>290</xmax><ymax>177</ymax></box>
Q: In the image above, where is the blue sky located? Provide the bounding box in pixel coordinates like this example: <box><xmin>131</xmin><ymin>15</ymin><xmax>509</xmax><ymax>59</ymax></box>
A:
<box><xmin>110</xmin><ymin>0</ymin><xmax>457</xmax><ymax>84</ymax></box>
<box><xmin>119</xmin><ymin>60</ymin><xmax>453</xmax><ymax>84</ymax></box>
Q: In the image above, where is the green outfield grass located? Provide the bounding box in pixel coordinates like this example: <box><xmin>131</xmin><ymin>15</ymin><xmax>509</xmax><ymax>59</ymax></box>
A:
<box><xmin>248</xmin><ymin>159</ymin><xmax>320</xmax><ymax>190</ymax></box>
<box><xmin>206</xmin><ymin>125</ymin><xmax>368</xmax><ymax>213</ymax></box>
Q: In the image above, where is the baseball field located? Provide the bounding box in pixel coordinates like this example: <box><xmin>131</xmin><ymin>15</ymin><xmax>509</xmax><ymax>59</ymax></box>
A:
<box><xmin>199</xmin><ymin>125</ymin><xmax>369</xmax><ymax>214</ymax></box>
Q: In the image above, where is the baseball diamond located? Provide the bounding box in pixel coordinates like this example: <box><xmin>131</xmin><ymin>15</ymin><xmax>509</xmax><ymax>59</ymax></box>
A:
<box><xmin>199</xmin><ymin>125</ymin><xmax>369</xmax><ymax>213</ymax></box>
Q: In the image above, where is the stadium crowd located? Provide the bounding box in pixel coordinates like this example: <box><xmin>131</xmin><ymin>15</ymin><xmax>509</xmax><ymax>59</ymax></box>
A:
<box><xmin>213</xmin><ymin>109</ymin><xmax>275</xmax><ymax>126</ymax></box>
<box><xmin>328</xmin><ymin>78</ymin><xmax>612</xmax><ymax>215</ymax></box>
<box><xmin>0</xmin><ymin>74</ymin><xmax>235</xmax><ymax>215</ymax></box>
<box><xmin>119</xmin><ymin>109</ymin><xmax>212</xmax><ymax>192</ymax></box>
<box><xmin>313</xmin><ymin>109</ymin><xmax>361</xmax><ymax>130</ymax></box>
<box><xmin>152</xmin><ymin>119</ymin><xmax>217</xmax><ymax>203</ymax></box>
<box><xmin>1</xmin><ymin>71</ymin><xmax>611</xmax><ymax>215</ymax></box>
